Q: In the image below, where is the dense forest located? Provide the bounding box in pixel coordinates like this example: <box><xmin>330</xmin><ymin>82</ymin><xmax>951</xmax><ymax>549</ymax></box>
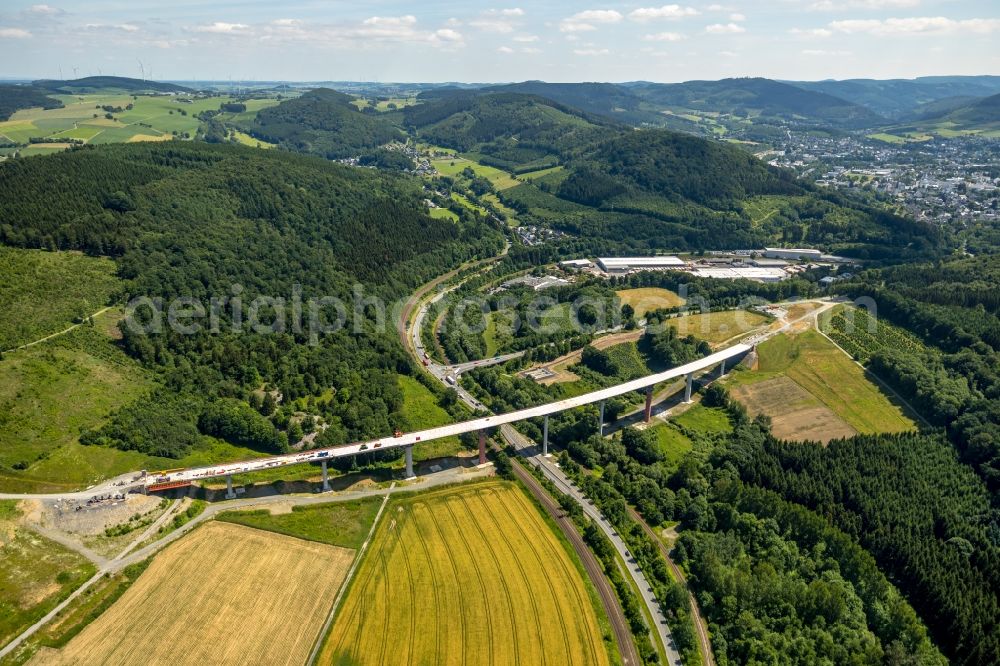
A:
<box><xmin>247</xmin><ymin>88</ymin><xmax>403</xmax><ymax>159</ymax></box>
<box><xmin>543</xmin><ymin>391</ymin><xmax>946</xmax><ymax>665</ymax></box>
<box><xmin>0</xmin><ymin>84</ymin><xmax>63</xmax><ymax>121</ymax></box>
<box><xmin>0</xmin><ymin>142</ymin><xmax>502</xmax><ymax>457</ymax></box>
<box><xmin>833</xmin><ymin>256</ymin><xmax>1000</xmax><ymax>491</ymax></box>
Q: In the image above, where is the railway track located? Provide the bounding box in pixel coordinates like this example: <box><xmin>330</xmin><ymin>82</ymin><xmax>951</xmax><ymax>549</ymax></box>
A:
<box><xmin>512</xmin><ymin>458</ymin><xmax>641</xmax><ymax>666</ymax></box>
<box><xmin>628</xmin><ymin>506</ymin><xmax>715</xmax><ymax>666</ymax></box>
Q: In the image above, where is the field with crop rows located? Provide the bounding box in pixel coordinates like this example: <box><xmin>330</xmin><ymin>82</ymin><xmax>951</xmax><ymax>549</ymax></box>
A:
<box><xmin>33</xmin><ymin>522</ymin><xmax>353</xmax><ymax>666</ymax></box>
<box><xmin>319</xmin><ymin>481</ymin><xmax>611</xmax><ymax>666</ymax></box>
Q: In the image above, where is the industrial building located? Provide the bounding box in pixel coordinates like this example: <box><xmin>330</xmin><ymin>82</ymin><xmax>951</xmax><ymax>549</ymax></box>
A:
<box><xmin>688</xmin><ymin>267</ymin><xmax>789</xmax><ymax>282</ymax></box>
<box><xmin>597</xmin><ymin>256</ymin><xmax>685</xmax><ymax>273</ymax></box>
<box><xmin>763</xmin><ymin>247</ymin><xmax>823</xmax><ymax>261</ymax></box>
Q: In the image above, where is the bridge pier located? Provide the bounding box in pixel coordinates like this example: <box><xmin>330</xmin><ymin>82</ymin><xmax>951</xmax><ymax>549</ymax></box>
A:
<box><xmin>644</xmin><ymin>386</ymin><xmax>654</xmax><ymax>423</ymax></box>
<box><xmin>321</xmin><ymin>460</ymin><xmax>331</xmax><ymax>491</ymax></box>
<box><xmin>719</xmin><ymin>359</ymin><xmax>727</xmax><ymax>377</ymax></box>
<box><xmin>599</xmin><ymin>400</ymin><xmax>606</xmax><ymax>437</ymax></box>
<box><xmin>684</xmin><ymin>372</ymin><xmax>693</xmax><ymax>403</ymax></box>
<box><xmin>225</xmin><ymin>474</ymin><xmax>236</xmax><ymax>500</ymax></box>
<box><xmin>478</xmin><ymin>430</ymin><xmax>487</xmax><ymax>465</ymax></box>
<box><xmin>542</xmin><ymin>415</ymin><xmax>550</xmax><ymax>457</ymax></box>
<box><xmin>404</xmin><ymin>445</ymin><xmax>415</xmax><ymax>479</ymax></box>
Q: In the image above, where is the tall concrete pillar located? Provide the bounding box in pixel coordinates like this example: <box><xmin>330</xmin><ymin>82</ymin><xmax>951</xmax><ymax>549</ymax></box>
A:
<box><xmin>599</xmin><ymin>400</ymin><xmax>606</xmax><ymax>437</ymax></box>
<box><xmin>225</xmin><ymin>474</ymin><xmax>236</xmax><ymax>499</ymax></box>
<box><xmin>542</xmin><ymin>415</ymin><xmax>550</xmax><ymax>457</ymax></box>
<box><xmin>478</xmin><ymin>430</ymin><xmax>487</xmax><ymax>465</ymax></box>
<box><xmin>404</xmin><ymin>445</ymin><xmax>415</xmax><ymax>479</ymax></box>
<box><xmin>719</xmin><ymin>359</ymin><xmax>727</xmax><ymax>377</ymax></box>
<box><xmin>321</xmin><ymin>460</ymin><xmax>331</xmax><ymax>491</ymax></box>
<box><xmin>644</xmin><ymin>386</ymin><xmax>654</xmax><ymax>423</ymax></box>
<box><xmin>684</xmin><ymin>372</ymin><xmax>693</xmax><ymax>403</ymax></box>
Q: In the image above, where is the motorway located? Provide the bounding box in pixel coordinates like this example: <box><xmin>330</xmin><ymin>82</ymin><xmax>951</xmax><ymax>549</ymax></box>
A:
<box><xmin>117</xmin><ymin>343</ymin><xmax>749</xmax><ymax>491</ymax></box>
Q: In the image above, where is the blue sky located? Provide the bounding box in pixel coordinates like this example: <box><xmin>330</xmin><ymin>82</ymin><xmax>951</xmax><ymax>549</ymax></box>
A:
<box><xmin>1</xmin><ymin>1</ymin><xmax>998</xmax><ymax>82</ymax></box>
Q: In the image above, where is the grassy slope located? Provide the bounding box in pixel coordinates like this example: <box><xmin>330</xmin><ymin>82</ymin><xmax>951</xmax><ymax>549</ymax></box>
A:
<box><xmin>0</xmin><ymin>248</ymin><xmax>118</xmax><ymax>350</ymax></box>
<box><xmin>0</xmin><ymin>501</ymin><xmax>97</xmax><ymax>648</ymax></box>
<box><xmin>397</xmin><ymin>375</ymin><xmax>463</xmax><ymax>461</ymax></box>
<box><xmin>217</xmin><ymin>497</ymin><xmax>382</xmax><ymax>549</ymax></box>
<box><xmin>0</xmin><ymin>308</ymin><xmax>268</xmax><ymax>493</ymax></box>
<box><xmin>0</xmin><ymin>93</ymin><xmax>279</xmax><ymax>147</ymax></box>
<box><xmin>735</xmin><ymin>330</ymin><xmax>915</xmax><ymax>434</ymax></box>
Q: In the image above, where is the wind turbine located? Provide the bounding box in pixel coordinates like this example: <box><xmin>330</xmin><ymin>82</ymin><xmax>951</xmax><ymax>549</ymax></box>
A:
<box><xmin>137</xmin><ymin>60</ymin><xmax>145</xmax><ymax>82</ymax></box>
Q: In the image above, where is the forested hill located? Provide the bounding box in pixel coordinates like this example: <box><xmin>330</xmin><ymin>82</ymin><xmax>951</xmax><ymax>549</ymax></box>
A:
<box><xmin>249</xmin><ymin>87</ymin><xmax>403</xmax><ymax>158</ymax></box>
<box><xmin>0</xmin><ymin>142</ymin><xmax>502</xmax><ymax>459</ymax></box>
<box><xmin>404</xmin><ymin>90</ymin><xmax>617</xmax><ymax>172</ymax></box>
<box><xmin>627</xmin><ymin>78</ymin><xmax>882</xmax><ymax>129</ymax></box>
<box><xmin>0</xmin><ymin>84</ymin><xmax>63</xmax><ymax>121</ymax></box>
<box><xmin>480</xmin><ymin>81</ymin><xmax>660</xmax><ymax>126</ymax></box>
<box><xmin>32</xmin><ymin>75</ymin><xmax>191</xmax><ymax>94</ymax></box>
<box><xmin>790</xmin><ymin>75</ymin><xmax>1000</xmax><ymax>119</ymax></box>
<box><xmin>406</xmin><ymin>89</ymin><xmax>942</xmax><ymax>259</ymax></box>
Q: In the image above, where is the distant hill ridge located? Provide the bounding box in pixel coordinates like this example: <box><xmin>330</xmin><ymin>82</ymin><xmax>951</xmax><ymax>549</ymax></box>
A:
<box><xmin>32</xmin><ymin>75</ymin><xmax>192</xmax><ymax>93</ymax></box>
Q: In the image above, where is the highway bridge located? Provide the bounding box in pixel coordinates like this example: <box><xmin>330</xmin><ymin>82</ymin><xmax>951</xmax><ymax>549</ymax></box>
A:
<box><xmin>144</xmin><ymin>343</ymin><xmax>752</xmax><ymax>497</ymax></box>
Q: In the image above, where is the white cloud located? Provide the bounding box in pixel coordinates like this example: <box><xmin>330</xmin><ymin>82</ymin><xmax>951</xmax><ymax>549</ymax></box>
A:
<box><xmin>497</xmin><ymin>45</ymin><xmax>514</xmax><ymax>53</ymax></box>
<box><xmin>628</xmin><ymin>5</ymin><xmax>699</xmax><ymax>22</ymax></box>
<box><xmin>429</xmin><ymin>27</ymin><xmax>464</xmax><ymax>46</ymax></box>
<box><xmin>719</xmin><ymin>50</ymin><xmax>738</xmax><ymax>57</ymax></box>
<box><xmin>790</xmin><ymin>27</ymin><xmax>833</xmax><ymax>37</ymax></box>
<box><xmin>642</xmin><ymin>31</ymin><xmax>686</xmax><ymax>41</ymax></box>
<box><xmin>730</xmin><ymin>13</ymin><xmax>746</xmax><ymax>21</ymax></box>
<box><xmin>574</xmin><ymin>47</ymin><xmax>611</xmax><ymax>55</ymax></box>
<box><xmin>572</xmin><ymin>10</ymin><xmax>623</xmax><ymax>23</ymax></box>
<box><xmin>272</xmin><ymin>18</ymin><xmax>300</xmax><ymax>27</ymax></box>
<box><xmin>0</xmin><ymin>27</ymin><xmax>32</xmax><ymax>38</ymax></box>
<box><xmin>802</xmin><ymin>48</ymin><xmax>852</xmax><ymax>55</ymax></box>
<box><xmin>193</xmin><ymin>22</ymin><xmax>251</xmax><ymax>34</ymax></box>
<box><xmin>512</xmin><ymin>34</ymin><xmax>539</xmax><ymax>42</ymax></box>
<box><xmin>560</xmin><ymin>9</ymin><xmax>622</xmax><ymax>32</ymax></box>
<box><xmin>830</xmin><ymin>17</ymin><xmax>1000</xmax><ymax>35</ymax></box>
<box><xmin>705</xmin><ymin>22</ymin><xmax>745</xmax><ymax>34</ymax></box>
<box><xmin>809</xmin><ymin>0</ymin><xmax>920</xmax><ymax>10</ymax></box>
<box><xmin>84</xmin><ymin>23</ymin><xmax>140</xmax><ymax>32</ymax></box>
<box><xmin>470</xmin><ymin>8</ymin><xmax>525</xmax><ymax>33</ymax></box>
<box><xmin>28</xmin><ymin>4</ymin><xmax>62</xmax><ymax>15</ymax></box>
<box><xmin>522</xmin><ymin>46</ymin><xmax>542</xmax><ymax>54</ymax></box>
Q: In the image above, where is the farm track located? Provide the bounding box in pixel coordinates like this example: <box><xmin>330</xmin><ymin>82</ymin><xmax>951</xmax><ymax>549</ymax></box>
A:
<box><xmin>510</xmin><ymin>459</ymin><xmax>640</xmax><ymax>666</ymax></box>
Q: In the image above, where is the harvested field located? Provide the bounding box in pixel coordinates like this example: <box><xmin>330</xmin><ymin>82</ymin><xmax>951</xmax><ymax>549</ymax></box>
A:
<box><xmin>32</xmin><ymin>521</ymin><xmax>354</xmax><ymax>666</ymax></box>
<box><xmin>319</xmin><ymin>482</ymin><xmax>610</xmax><ymax>666</ymax></box>
<box><xmin>726</xmin><ymin>330</ymin><xmax>916</xmax><ymax>440</ymax></box>
<box><xmin>665</xmin><ymin>310</ymin><xmax>769</xmax><ymax>345</ymax></box>
<box><xmin>729</xmin><ymin>376</ymin><xmax>857</xmax><ymax>443</ymax></box>
<box><xmin>616</xmin><ymin>287</ymin><xmax>686</xmax><ymax>317</ymax></box>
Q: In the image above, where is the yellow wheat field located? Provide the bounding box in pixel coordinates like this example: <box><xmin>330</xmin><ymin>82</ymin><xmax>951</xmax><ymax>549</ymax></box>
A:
<box><xmin>32</xmin><ymin>521</ymin><xmax>354</xmax><ymax>666</ymax></box>
<box><xmin>318</xmin><ymin>482</ymin><xmax>611</xmax><ymax>666</ymax></box>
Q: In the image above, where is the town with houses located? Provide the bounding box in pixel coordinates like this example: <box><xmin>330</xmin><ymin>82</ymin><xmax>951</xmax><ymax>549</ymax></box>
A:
<box><xmin>765</xmin><ymin>134</ymin><xmax>1000</xmax><ymax>229</ymax></box>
